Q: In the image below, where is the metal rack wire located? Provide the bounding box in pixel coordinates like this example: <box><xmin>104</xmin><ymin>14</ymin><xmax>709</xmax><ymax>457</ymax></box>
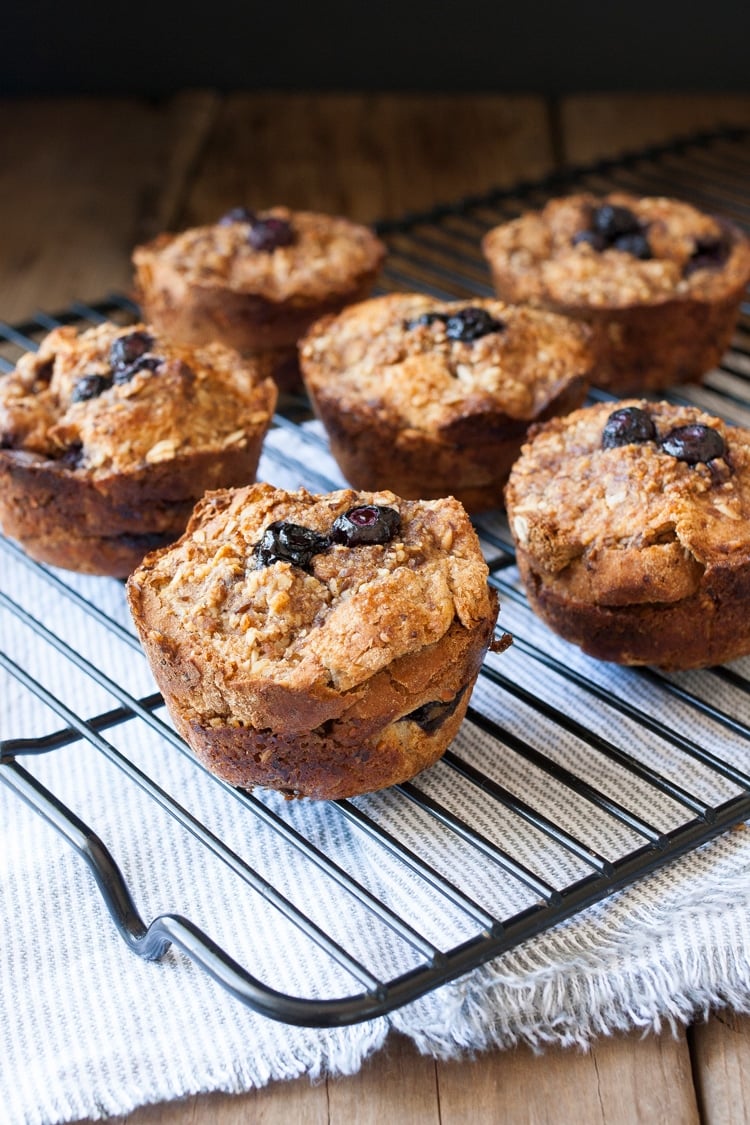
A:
<box><xmin>2</xmin><ymin>126</ymin><xmax>750</xmax><ymax>1028</ymax></box>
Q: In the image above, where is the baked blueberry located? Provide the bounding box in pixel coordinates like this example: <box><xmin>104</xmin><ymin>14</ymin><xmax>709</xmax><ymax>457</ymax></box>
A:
<box><xmin>110</xmin><ymin>331</ymin><xmax>154</xmax><ymax>371</ymax></box>
<box><xmin>401</xmin><ymin>687</ymin><xmax>466</xmax><ymax>733</ymax></box>
<box><xmin>59</xmin><ymin>441</ymin><xmax>83</xmax><ymax>468</ymax></box>
<box><xmin>445</xmin><ymin>306</ymin><xmax>505</xmax><ymax>343</ymax></box>
<box><xmin>254</xmin><ymin>521</ymin><xmax>329</xmax><ymax>570</ymax></box>
<box><xmin>592</xmin><ymin>204</ymin><xmax>641</xmax><ymax>240</ymax></box>
<box><xmin>330</xmin><ymin>505</ymin><xmax>401</xmax><ymax>546</ymax></box>
<box><xmin>602</xmin><ymin>406</ymin><xmax>657</xmax><ymax>449</ymax></box>
<box><xmin>612</xmin><ymin>232</ymin><xmax>652</xmax><ymax>260</ymax></box>
<box><xmin>573</xmin><ymin>204</ymin><xmax>651</xmax><ymax>259</ymax></box>
<box><xmin>248</xmin><ymin>216</ymin><xmax>295</xmax><ymax>252</ymax></box>
<box><xmin>685</xmin><ymin>235</ymin><xmax>731</xmax><ymax>276</ymax></box>
<box><xmin>71</xmin><ymin>373</ymin><xmax>112</xmax><ymax>402</ymax></box>
<box><xmin>217</xmin><ymin>206</ymin><xmax>257</xmax><ymax>226</ymax></box>
<box><xmin>112</xmin><ymin>354</ymin><xmax>162</xmax><ymax>385</ymax></box>
<box><xmin>403</xmin><ymin>307</ymin><xmax>504</xmax><ymax>342</ymax></box>
<box><xmin>661</xmin><ymin>424</ymin><xmax>726</xmax><ymax>464</ymax></box>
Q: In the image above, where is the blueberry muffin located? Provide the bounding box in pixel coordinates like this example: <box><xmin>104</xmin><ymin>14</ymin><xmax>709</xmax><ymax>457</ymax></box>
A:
<box><xmin>133</xmin><ymin>206</ymin><xmax>386</xmax><ymax>393</ymax></box>
<box><xmin>299</xmin><ymin>293</ymin><xmax>592</xmax><ymax>513</ymax></box>
<box><xmin>0</xmin><ymin>323</ymin><xmax>277</xmax><ymax>577</ymax></box>
<box><xmin>505</xmin><ymin>400</ymin><xmax>750</xmax><ymax>669</ymax></box>
<box><xmin>126</xmin><ymin>482</ymin><xmax>502</xmax><ymax>799</ymax></box>
<box><xmin>482</xmin><ymin>193</ymin><xmax>750</xmax><ymax>393</ymax></box>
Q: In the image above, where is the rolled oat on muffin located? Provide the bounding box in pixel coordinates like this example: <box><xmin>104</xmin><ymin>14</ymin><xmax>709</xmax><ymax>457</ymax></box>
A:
<box><xmin>299</xmin><ymin>292</ymin><xmax>592</xmax><ymax>513</ymax></box>
<box><xmin>482</xmin><ymin>192</ymin><xmax>750</xmax><ymax>393</ymax></box>
<box><xmin>126</xmin><ymin>482</ymin><xmax>502</xmax><ymax>799</ymax></box>
<box><xmin>0</xmin><ymin>323</ymin><xmax>277</xmax><ymax>577</ymax></box>
<box><xmin>504</xmin><ymin>399</ymin><xmax>750</xmax><ymax>669</ymax></box>
<box><xmin>133</xmin><ymin>206</ymin><xmax>386</xmax><ymax>393</ymax></box>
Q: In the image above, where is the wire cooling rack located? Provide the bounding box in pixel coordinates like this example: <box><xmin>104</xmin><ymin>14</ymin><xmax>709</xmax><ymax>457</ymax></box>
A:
<box><xmin>2</xmin><ymin>126</ymin><xmax>750</xmax><ymax>1028</ymax></box>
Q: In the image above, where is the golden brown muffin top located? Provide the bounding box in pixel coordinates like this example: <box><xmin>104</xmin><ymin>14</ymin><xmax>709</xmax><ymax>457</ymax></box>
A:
<box><xmin>127</xmin><ymin>483</ymin><xmax>495</xmax><ymax>696</ymax></box>
<box><xmin>505</xmin><ymin>400</ymin><xmax>750</xmax><ymax>606</ymax></box>
<box><xmin>482</xmin><ymin>192</ymin><xmax>750</xmax><ymax>309</ymax></box>
<box><xmin>133</xmin><ymin>207</ymin><xmax>386</xmax><ymax>302</ymax></box>
<box><xmin>300</xmin><ymin>293</ymin><xmax>592</xmax><ymax>429</ymax></box>
<box><xmin>0</xmin><ymin>323</ymin><xmax>277</xmax><ymax>477</ymax></box>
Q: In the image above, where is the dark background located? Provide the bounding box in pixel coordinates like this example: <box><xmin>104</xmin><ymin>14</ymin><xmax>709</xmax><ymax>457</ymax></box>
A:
<box><xmin>5</xmin><ymin>1</ymin><xmax>750</xmax><ymax>96</ymax></box>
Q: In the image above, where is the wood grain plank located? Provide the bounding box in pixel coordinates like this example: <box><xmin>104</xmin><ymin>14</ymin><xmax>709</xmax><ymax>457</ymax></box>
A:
<box><xmin>72</xmin><ymin>1075</ymin><xmax>328</xmax><ymax>1125</ymax></box>
<box><xmin>0</xmin><ymin>91</ymin><xmax>218</xmax><ymax>319</ymax></box>
<box><xmin>327</xmin><ymin>1033</ymin><xmax>439</xmax><ymax>1125</ymax></box>
<box><xmin>179</xmin><ymin>93</ymin><xmax>555</xmax><ymax>227</ymax></box>
<box><xmin>72</xmin><ymin>1027</ymin><xmax>702</xmax><ymax>1125</ymax></box>
<box><xmin>436</xmin><ymin>1030</ymin><xmax>700</xmax><ymax>1125</ymax></box>
<box><xmin>71</xmin><ymin>1036</ymin><xmax>436</xmax><ymax>1125</ymax></box>
<box><xmin>690</xmin><ymin>1011</ymin><xmax>750</xmax><ymax>1125</ymax></box>
<box><xmin>559</xmin><ymin>94</ymin><xmax>750</xmax><ymax>165</ymax></box>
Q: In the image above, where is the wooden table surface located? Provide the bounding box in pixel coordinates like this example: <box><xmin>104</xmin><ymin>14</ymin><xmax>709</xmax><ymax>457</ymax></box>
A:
<box><xmin>3</xmin><ymin>90</ymin><xmax>750</xmax><ymax>1125</ymax></box>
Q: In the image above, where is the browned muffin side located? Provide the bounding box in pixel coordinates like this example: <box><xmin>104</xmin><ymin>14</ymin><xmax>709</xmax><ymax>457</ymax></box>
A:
<box><xmin>127</xmin><ymin>483</ymin><xmax>501</xmax><ymax>799</ymax></box>
<box><xmin>133</xmin><ymin>207</ymin><xmax>386</xmax><ymax>393</ymax></box>
<box><xmin>482</xmin><ymin>193</ymin><xmax>750</xmax><ymax>393</ymax></box>
<box><xmin>505</xmin><ymin>400</ymin><xmax>750</xmax><ymax>669</ymax></box>
<box><xmin>0</xmin><ymin>323</ymin><xmax>277</xmax><ymax>577</ymax></box>
<box><xmin>299</xmin><ymin>293</ymin><xmax>592</xmax><ymax>512</ymax></box>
